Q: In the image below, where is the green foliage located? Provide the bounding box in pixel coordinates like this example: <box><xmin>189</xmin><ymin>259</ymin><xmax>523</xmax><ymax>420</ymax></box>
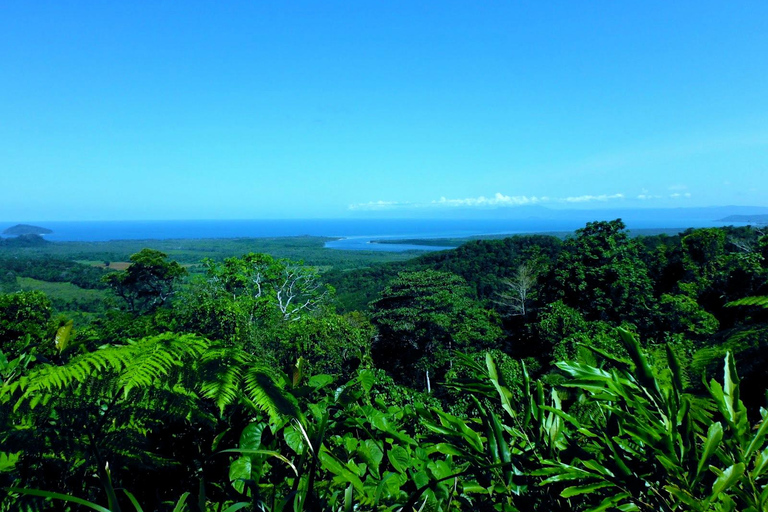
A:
<box><xmin>371</xmin><ymin>270</ymin><xmax>502</xmax><ymax>390</ymax></box>
<box><xmin>547</xmin><ymin>219</ymin><xmax>654</xmax><ymax>325</ymax></box>
<box><xmin>5</xmin><ymin>221</ymin><xmax>768</xmax><ymax>511</ymax></box>
<box><xmin>103</xmin><ymin>249</ymin><xmax>187</xmax><ymax>314</ymax></box>
<box><xmin>178</xmin><ymin>253</ymin><xmax>332</xmax><ymax>348</ymax></box>
<box><xmin>658</xmin><ymin>293</ymin><xmax>720</xmax><ymax>336</ymax></box>
<box><xmin>0</xmin><ymin>256</ymin><xmax>109</xmax><ymax>290</ymax></box>
<box><xmin>19</xmin><ymin>276</ymin><xmax>109</xmax><ymax>313</ymax></box>
<box><xmin>0</xmin><ymin>291</ymin><xmax>53</xmax><ymax>361</ymax></box>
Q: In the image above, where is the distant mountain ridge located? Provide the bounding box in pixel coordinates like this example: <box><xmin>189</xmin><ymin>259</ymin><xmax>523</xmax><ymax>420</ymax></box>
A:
<box><xmin>2</xmin><ymin>224</ymin><xmax>53</xmax><ymax>235</ymax></box>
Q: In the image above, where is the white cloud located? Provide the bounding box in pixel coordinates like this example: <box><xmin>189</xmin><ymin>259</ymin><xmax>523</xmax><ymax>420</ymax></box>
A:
<box><xmin>562</xmin><ymin>193</ymin><xmax>625</xmax><ymax>203</ymax></box>
<box><xmin>349</xmin><ymin>191</ymin><xmax>629</xmax><ymax>210</ymax></box>
<box><xmin>432</xmin><ymin>193</ymin><xmax>546</xmax><ymax>207</ymax></box>
<box><xmin>669</xmin><ymin>192</ymin><xmax>692</xmax><ymax>199</ymax></box>
<box><xmin>637</xmin><ymin>188</ymin><xmax>662</xmax><ymax>200</ymax></box>
<box><xmin>348</xmin><ymin>200</ymin><xmax>408</xmax><ymax>211</ymax></box>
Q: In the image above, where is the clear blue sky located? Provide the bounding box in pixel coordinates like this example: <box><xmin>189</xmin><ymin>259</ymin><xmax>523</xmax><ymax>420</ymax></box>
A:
<box><xmin>2</xmin><ymin>1</ymin><xmax>766</xmax><ymax>220</ymax></box>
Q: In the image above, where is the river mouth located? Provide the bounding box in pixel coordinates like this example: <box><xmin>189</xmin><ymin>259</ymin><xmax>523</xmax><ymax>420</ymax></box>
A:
<box><xmin>324</xmin><ymin>236</ymin><xmax>456</xmax><ymax>252</ymax></box>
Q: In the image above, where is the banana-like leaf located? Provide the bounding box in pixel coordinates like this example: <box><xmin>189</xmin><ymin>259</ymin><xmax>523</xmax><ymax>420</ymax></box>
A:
<box><xmin>751</xmin><ymin>447</ymin><xmax>768</xmax><ymax>479</ymax></box>
<box><xmin>745</xmin><ymin>407</ymin><xmax>768</xmax><ymax>460</ymax></box>
<box><xmin>709</xmin><ymin>463</ymin><xmax>745</xmax><ymax>502</ymax></box>
<box><xmin>54</xmin><ymin>320</ymin><xmax>74</xmax><ymax>353</ymax></box>
<box><xmin>696</xmin><ymin>421</ymin><xmax>723</xmax><ymax>480</ymax></box>
<box><xmin>560</xmin><ymin>481</ymin><xmax>613</xmax><ymax>498</ymax></box>
<box><xmin>584</xmin><ymin>492</ymin><xmax>636</xmax><ymax>512</ymax></box>
<box><xmin>617</xmin><ymin>328</ymin><xmax>657</xmax><ymax>393</ymax></box>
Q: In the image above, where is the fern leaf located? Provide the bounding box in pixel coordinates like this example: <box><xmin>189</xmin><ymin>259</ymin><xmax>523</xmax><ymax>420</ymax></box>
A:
<box><xmin>243</xmin><ymin>367</ymin><xmax>300</xmax><ymax>423</ymax></box>
<box><xmin>199</xmin><ymin>352</ymin><xmax>245</xmax><ymax>414</ymax></box>
<box><xmin>726</xmin><ymin>296</ymin><xmax>768</xmax><ymax>308</ymax></box>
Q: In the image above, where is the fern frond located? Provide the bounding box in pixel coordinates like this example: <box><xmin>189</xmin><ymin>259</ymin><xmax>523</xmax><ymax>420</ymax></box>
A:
<box><xmin>243</xmin><ymin>366</ymin><xmax>300</xmax><ymax>423</ymax></box>
<box><xmin>14</xmin><ymin>333</ymin><xmax>208</xmax><ymax>410</ymax></box>
<box><xmin>198</xmin><ymin>346</ymin><xmax>248</xmax><ymax>414</ymax></box>
<box><xmin>116</xmin><ymin>334</ymin><xmax>207</xmax><ymax>397</ymax></box>
<box><xmin>726</xmin><ymin>295</ymin><xmax>768</xmax><ymax>308</ymax></box>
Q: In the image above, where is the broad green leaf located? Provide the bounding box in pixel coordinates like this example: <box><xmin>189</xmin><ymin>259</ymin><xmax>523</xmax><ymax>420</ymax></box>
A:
<box><xmin>54</xmin><ymin>320</ymin><xmax>74</xmax><ymax>353</ymax></box>
<box><xmin>709</xmin><ymin>463</ymin><xmax>745</xmax><ymax>501</ymax></box>
<box><xmin>357</xmin><ymin>439</ymin><xmax>383</xmax><ymax>471</ymax></box>
<box><xmin>228</xmin><ymin>456</ymin><xmax>252</xmax><ymax>494</ymax></box>
<box><xmin>560</xmin><ymin>481</ymin><xmax>613</xmax><ymax>498</ymax></box>
<box><xmin>387</xmin><ymin>445</ymin><xmax>410</xmax><ymax>474</ymax></box>
<box><xmin>284</xmin><ymin>424</ymin><xmax>306</xmax><ymax>454</ymax></box>
<box><xmin>219</xmin><ymin>449</ymin><xmax>298</xmax><ymax>476</ymax></box>
<box><xmin>358</xmin><ymin>369</ymin><xmax>375</xmax><ymax>394</ymax></box>
<box><xmin>581</xmin><ymin>459</ymin><xmax>615</xmax><ymax>478</ymax></box>
<box><xmin>318</xmin><ymin>449</ymin><xmax>365</xmax><ymax>492</ymax></box>
<box><xmin>665</xmin><ymin>485</ymin><xmax>699</xmax><ymax>507</ymax></box>
<box><xmin>751</xmin><ymin>447</ymin><xmax>768</xmax><ymax>479</ymax></box>
<box><xmin>413</xmin><ymin>469</ymin><xmax>430</xmax><ymax>489</ymax></box>
<box><xmin>583</xmin><ymin>492</ymin><xmax>634</xmax><ymax>512</ymax></box>
<box><xmin>239</xmin><ymin>422</ymin><xmax>265</xmax><ymax>451</ymax></box>
<box><xmin>429</xmin><ymin>443</ymin><xmax>465</xmax><ymax>457</ymax></box>
<box><xmin>308</xmin><ymin>374</ymin><xmax>334</xmax><ymax>390</ymax></box>
<box><xmin>665</xmin><ymin>342</ymin><xmax>684</xmax><ymax>394</ymax></box>
<box><xmin>722</xmin><ymin>352</ymin><xmax>740</xmax><ymax>424</ymax></box>
<box><xmin>427</xmin><ymin>460</ymin><xmax>454</xmax><ymax>480</ymax></box>
<box><xmin>618</xmin><ymin>328</ymin><xmax>656</xmax><ymax>392</ymax></box>
<box><xmin>745</xmin><ymin>408</ymin><xmax>768</xmax><ymax>460</ymax></box>
<box><xmin>697</xmin><ymin>422</ymin><xmax>723</xmax><ymax>479</ymax></box>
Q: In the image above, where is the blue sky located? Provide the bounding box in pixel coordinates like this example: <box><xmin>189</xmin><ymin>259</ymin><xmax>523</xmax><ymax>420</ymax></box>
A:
<box><xmin>1</xmin><ymin>1</ymin><xmax>766</xmax><ymax>220</ymax></box>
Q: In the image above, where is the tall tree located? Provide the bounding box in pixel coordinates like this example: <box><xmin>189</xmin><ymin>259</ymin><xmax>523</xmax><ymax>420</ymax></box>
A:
<box><xmin>370</xmin><ymin>270</ymin><xmax>501</xmax><ymax>391</ymax></box>
<box><xmin>103</xmin><ymin>249</ymin><xmax>186</xmax><ymax>315</ymax></box>
<box><xmin>547</xmin><ymin>219</ymin><xmax>654</xmax><ymax>326</ymax></box>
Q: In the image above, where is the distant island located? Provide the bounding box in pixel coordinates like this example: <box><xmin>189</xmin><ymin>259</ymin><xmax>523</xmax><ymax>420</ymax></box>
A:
<box><xmin>719</xmin><ymin>214</ymin><xmax>768</xmax><ymax>224</ymax></box>
<box><xmin>2</xmin><ymin>224</ymin><xmax>53</xmax><ymax>236</ymax></box>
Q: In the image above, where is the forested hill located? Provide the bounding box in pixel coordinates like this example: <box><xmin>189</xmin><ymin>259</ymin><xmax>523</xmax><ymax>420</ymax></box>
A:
<box><xmin>326</xmin><ymin>225</ymin><xmax>762</xmax><ymax>314</ymax></box>
<box><xmin>1</xmin><ymin>224</ymin><xmax>52</xmax><ymax>236</ymax></box>
<box><xmin>325</xmin><ymin>234</ymin><xmax>563</xmax><ymax>311</ymax></box>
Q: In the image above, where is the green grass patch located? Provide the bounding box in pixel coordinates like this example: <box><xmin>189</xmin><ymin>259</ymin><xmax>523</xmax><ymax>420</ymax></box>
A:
<box><xmin>18</xmin><ymin>277</ymin><xmax>110</xmax><ymax>313</ymax></box>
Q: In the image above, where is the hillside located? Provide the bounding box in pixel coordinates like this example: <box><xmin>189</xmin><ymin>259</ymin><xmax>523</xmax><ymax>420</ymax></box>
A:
<box><xmin>2</xmin><ymin>224</ymin><xmax>52</xmax><ymax>236</ymax></box>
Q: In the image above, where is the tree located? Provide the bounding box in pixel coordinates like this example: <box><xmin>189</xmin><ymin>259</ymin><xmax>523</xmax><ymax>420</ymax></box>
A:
<box><xmin>178</xmin><ymin>253</ymin><xmax>332</xmax><ymax>348</ymax></box>
<box><xmin>370</xmin><ymin>270</ymin><xmax>501</xmax><ymax>391</ymax></box>
<box><xmin>103</xmin><ymin>249</ymin><xmax>187</xmax><ymax>315</ymax></box>
<box><xmin>0</xmin><ymin>291</ymin><xmax>53</xmax><ymax>361</ymax></box>
<box><xmin>497</xmin><ymin>263</ymin><xmax>537</xmax><ymax>317</ymax></box>
<box><xmin>547</xmin><ymin>219</ymin><xmax>654</xmax><ymax>326</ymax></box>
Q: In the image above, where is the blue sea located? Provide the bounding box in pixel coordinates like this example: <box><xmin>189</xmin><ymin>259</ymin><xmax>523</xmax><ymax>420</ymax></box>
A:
<box><xmin>0</xmin><ymin>214</ymin><xmax>745</xmax><ymax>252</ymax></box>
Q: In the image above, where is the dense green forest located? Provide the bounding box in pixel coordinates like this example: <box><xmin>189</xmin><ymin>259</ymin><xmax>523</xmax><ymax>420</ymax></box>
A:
<box><xmin>2</xmin><ymin>220</ymin><xmax>768</xmax><ymax>511</ymax></box>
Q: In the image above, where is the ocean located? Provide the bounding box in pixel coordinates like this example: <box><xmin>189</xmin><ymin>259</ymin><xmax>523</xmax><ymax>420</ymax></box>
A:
<box><xmin>0</xmin><ymin>215</ymin><xmax>744</xmax><ymax>252</ymax></box>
